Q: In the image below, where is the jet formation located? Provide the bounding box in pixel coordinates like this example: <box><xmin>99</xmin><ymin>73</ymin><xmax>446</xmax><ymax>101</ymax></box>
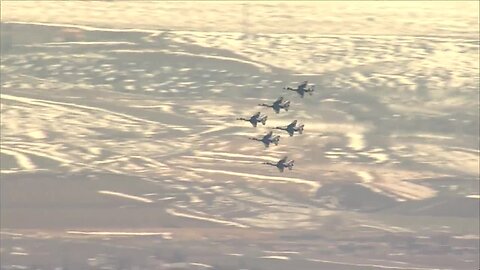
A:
<box><xmin>237</xmin><ymin>81</ymin><xmax>315</xmax><ymax>172</ymax></box>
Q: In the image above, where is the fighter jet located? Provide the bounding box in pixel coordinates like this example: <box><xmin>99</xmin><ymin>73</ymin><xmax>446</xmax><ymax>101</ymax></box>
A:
<box><xmin>284</xmin><ymin>81</ymin><xmax>315</xmax><ymax>98</ymax></box>
<box><xmin>237</xmin><ymin>112</ymin><xmax>268</xmax><ymax>127</ymax></box>
<box><xmin>258</xmin><ymin>96</ymin><xmax>291</xmax><ymax>114</ymax></box>
<box><xmin>249</xmin><ymin>131</ymin><xmax>281</xmax><ymax>148</ymax></box>
<box><xmin>274</xmin><ymin>120</ymin><xmax>304</xmax><ymax>137</ymax></box>
<box><xmin>263</xmin><ymin>156</ymin><xmax>295</xmax><ymax>172</ymax></box>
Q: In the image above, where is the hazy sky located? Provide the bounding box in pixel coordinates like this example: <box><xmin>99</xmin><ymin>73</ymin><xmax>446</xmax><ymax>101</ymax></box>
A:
<box><xmin>2</xmin><ymin>1</ymin><xmax>479</xmax><ymax>37</ymax></box>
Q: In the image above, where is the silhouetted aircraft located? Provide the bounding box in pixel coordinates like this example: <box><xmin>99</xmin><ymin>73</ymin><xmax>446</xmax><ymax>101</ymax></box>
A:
<box><xmin>249</xmin><ymin>131</ymin><xmax>281</xmax><ymax>148</ymax></box>
<box><xmin>263</xmin><ymin>156</ymin><xmax>295</xmax><ymax>172</ymax></box>
<box><xmin>258</xmin><ymin>96</ymin><xmax>291</xmax><ymax>114</ymax></box>
<box><xmin>274</xmin><ymin>120</ymin><xmax>304</xmax><ymax>136</ymax></box>
<box><xmin>284</xmin><ymin>81</ymin><xmax>314</xmax><ymax>98</ymax></box>
<box><xmin>237</xmin><ymin>112</ymin><xmax>268</xmax><ymax>127</ymax></box>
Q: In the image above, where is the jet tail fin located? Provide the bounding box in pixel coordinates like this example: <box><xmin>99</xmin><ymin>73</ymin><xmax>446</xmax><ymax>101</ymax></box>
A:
<box><xmin>261</xmin><ymin>116</ymin><xmax>268</xmax><ymax>125</ymax></box>
<box><xmin>287</xmin><ymin>160</ymin><xmax>294</xmax><ymax>170</ymax></box>
<box><xmin>272</xmin><ymin>136</ymin><xmax>280</xmax><ymax>146</ymax></box>
<box><xmin>298</xmin><ymin>124</ymin><xmax>304</xmax><ymax>134</ymax></box>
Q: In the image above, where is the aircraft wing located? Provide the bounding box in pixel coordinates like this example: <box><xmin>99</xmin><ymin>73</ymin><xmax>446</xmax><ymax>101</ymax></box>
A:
<box><xmin>273</xmin><ymin>96</ymin><xmax>283</xmax><ymax>105</ymax></box>
<box><xmin>277</xmin><ymin>166</ymin><xmax>284</xmax><ymax>173</ymax></box>
<box><xmin>263</xmin><ymin>141</ymin><xmax>270</xmax><ymax>148</ymax></box>
<box><xmin>264</xmin><ymin>131</ymin><xmax>273</xmax><ymax>139</ymax></box>
<box><xmin>298</xmin><ymin>81</ymin><xmax>308</xmax><ymax>89</ymax></box>
<box><xmin>252</xmin><ymin>111</ymin><xmax>261</xmax><ymax>118</ymax></box>
<box><xmin>278</xmin><ymin>156</ymin><xmax>288</xmax><ymax>164</ymax></box>
<box><xmin>287</xmin><ymin>120</ymin><xmax>297</xmax><ymax>129</ymax></box>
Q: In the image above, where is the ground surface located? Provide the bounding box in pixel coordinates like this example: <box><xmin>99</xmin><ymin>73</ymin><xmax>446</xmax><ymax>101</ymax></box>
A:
<box><xmin>1</xmin><ymin>2</ymin><xmax>479</xmax><ymax>270</ymax></box>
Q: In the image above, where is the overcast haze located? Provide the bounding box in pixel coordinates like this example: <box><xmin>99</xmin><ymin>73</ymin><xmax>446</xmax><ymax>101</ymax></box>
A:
<box><xmin>1</xmin><ymin>1</ymin><xmax>479</xmax><ymax>269</ymax></box>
